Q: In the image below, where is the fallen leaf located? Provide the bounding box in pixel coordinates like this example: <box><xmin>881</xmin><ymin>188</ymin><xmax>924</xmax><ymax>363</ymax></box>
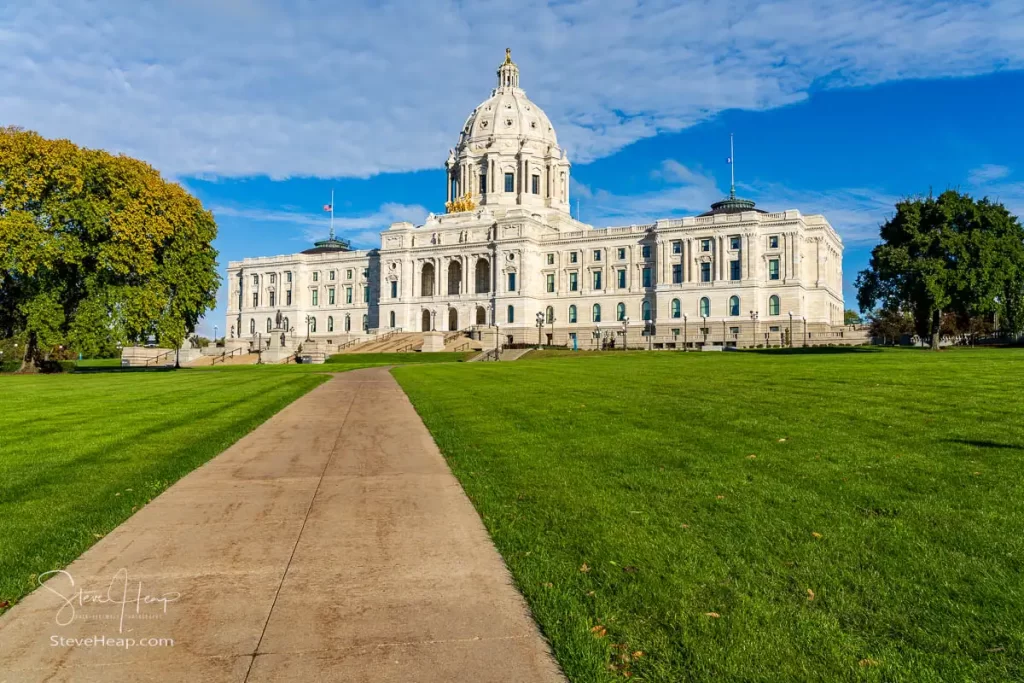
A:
<box><xmin>812</xmin><ymin>532</ymin><xmax>823</xmax><ymax>539</ymax></box>
<box><xmin>747</xmin><ymin>454</ymin><xmax>757</xmax><ymax>459</ymax></box>
<box><xmin>114</xmin><ymin>492</ymin><xmax>121</xmax><ymax>496</ymax></box>
<box><xmin>542</xmin><ymin>582</ymin><xmax>553</xmax><ymax>589</ymax></box>
<box><xmin>92</xmin><ymin>533</ymin><xmax>102</xmax><ymax>538</ymax></box>
<box><xmin>0</xmin><ymin>600</ymin><xmax>10</xmax><ymax>609</ymax></box>
<box><xmin>681</xmin><ymin>524</ymin><xmax>690</xmax><ymax>529</ymax></box>
<box><xmin>590</xmin><ymin>625</ymin><xmax>607</xmax><ymax>638</ymax></box>
<box><xmin>586</xmin><ymin>591</ymin><xmax>596</xmax><ymax>597</ymax></box>
<box><xmin>623</xmin><ymin>566</ymin><xmax>638</xmax><ymax>574</ymax></box>
<box><xmin>778</xmin><ymin>438</ymin><xmax>787</xmax><ymax>442</ymax></box>
<box><xmin>624</xmin><ymin>672</ymin><xmax>632</xmax><ymax>678</ymax></box>
<box><xmin>580</xmin><ymin>563</ymin><xmax>590</xmax><ymax>573</ymax></box>
<box><xmin>125</xmin><ymin>488</ymin><xmax>132</xmax><ymax>491</ymax></box>
<box><xmin>705</xmin><ymin>612</ymin><xmax>720</xmax><ymax>618</ymax></box>
<box><xmin>716</xmin><ymin>495</ymin><xmax>725</xmax><ymax>500</ymax></box>
<box><xmin>986</xmin><ymin>647</ymin><xmax>1005</xmax><ymax>653</ymax></box>
<box><xmin>974</xmin><ymin>471</ymin><xmax>981</xmax><ymax>475</ymax></box>
<box><xmin>807</xmin><ymin>588</ymin><xmax>815</xmax><ymax>601</ymax></box>
<box><xmin>632</xmin><ymin>651</ymin><xmax>644</xmax><ymax>658</ymax></box>
<box><xmin>859</xmin><ymin>658</ymin><xmax>878</xmax><ymax>667</ymax></box>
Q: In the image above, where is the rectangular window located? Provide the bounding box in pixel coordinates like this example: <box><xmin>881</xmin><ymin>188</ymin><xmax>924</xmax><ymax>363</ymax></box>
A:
<box><xmin>390</xmin><ymin>280</ymin><xmax>398</xmax><ymax>298</ymax></box>
<box><xmin>617</xmin><ymin>247</ymin><xmax>626</xmax><ymax>260</ymax></box>
<box><xmin>769</xmin><ymin>235</ymin><xmax>779</xmax><ymax>249</ymax></box>
<box><xmin>730</xmin><ymin>236</ymin><xmax>741</xmax><ymax>250</ymax></box>
<box><xmin>672</xmin><ymin>264</ymin><xmax>682</xmax><ymax>284</ymax></box>
<box><xmin>701</xmin><ymin>262</ymin><xmax>711</xmax><ymax>282</ymax></box>
<box><xmin>593</xmin><ymin>271</ymin><xmax>602</xmax><ymax>290</ymax></box>
<box><xmin>344</xmin><ymin>287</ymin><xmax>352</xmax><ymax>304</ymax></box>
<box><xmin>253</xmin><ymin>275</ymin><xmax>259</xmax><ymax>286</ymax></box>
<box><xmin>642</xmin><ymin>267</ymin><xmax>652</xmax><ymax>288</ymax></box>
<box><xmin>730</xmin><ymin>260</ymin><xmax>741</xmax><ymax>281</ymax></box>
<box><xmin>346</xmin><ymin>269</ymin><xmax>353</xmax><ymax>279</ymax></box>
<box><xmin>269</xmin><ymin>291</ymin><xmax>276</xmax><ymax>307</ymax></box>
<box><xmin>672</xmin><ymin>241</ymin><xmax>682</xmax><ymax>254</ymax></box>
<box><xmin>504</xmin><ymin>172</ymin><xmax>515</xmax><ymax>192</ymax></box>
<box><xmin>546</xmin><ymin>273</ymin><xmax>555</xmax><ymax>293</ymax></box>
<box><xmin>508</xmin><ymin>272</ymin><xmax>516</xmax><ymax>291</ymax></box>
<box><xmin>312</xmin><ymin>290</ymin><xmax>319</xmax><ymax>306</ymax></box>
<box><xmin>286</xmin><ymin>271</ymin><xmax>292</xmax><ymax>283</ymax></box>
<box><xmin>769</xmin><ymin>259</ymin><xmax>780</xmax><ymax>280</ymax></box>
<box><xmin>286</xmin><ymin>290</ymin><xmax>292</xmax><ymax>306</ymax></box>
<box><xmin>479</xmin><ymin>173</ymin><xmax>487</xmax><ymax>194</ymax></box>
<box><xmin>570</xmin><ymin>252</ymin><xmax>578</xmax><ymax>264</ymax></box>
<box><xmin>270</xmin><ymin>273</ymin><xmax>276</xmax><ymax>284</ymax></box>
<box><xmin>569</xmin><ymin>272</ymin><xmax>578</xmax><ymax>291</ymax></box>
<box><xmin>730</xmin><ymin>326</ymin><xmax>740</xmax><ymax>334</ymax></box>
<box><xmin>701</xmin><ymin>239</ymin><xmax>711</xmax><ymax>252</ymax></box>
<box><xmin>617</xmin><ymin>269</ymin><xmax>626</xmax><ymax>289</ymax></box>
<box><xmin>531</xmin><ymin>175</ymin><xmax>540</xmax><ymax>194</ymax></box>
<box><xmin>252</xmin><ymin>292</ymin><xmax>258</xmax><ymax>307</ymax></box>
<box><xmin>327</xmin><ymin>288</ymin><xmax>334</xmax><ymax>305</ymax></box>
<box><xmin>313</xmin><ymin>272</ymin><xmax>319</xmax><ymax>282</ymax></box>
<box><xmin>642</xmin><ymin>245</ymin><xmax>651</xmax><ymax>258</ymax></box>
<box><xmin>364</xmin><ymin>286</ymin><xmax>369</xmax><ymax>303</ymax></box>
<box><xmin>593</xmin><ymin>249</ymin><xmax>602</xmax><ymax>262</ymax></box>
<box><xmin>547</xmin><ymin>253</ymin><xmax>554</xmax><ymax>265</ymax></box>
<box><xmin>770</xmin><ymin>325</ymin><xmax>780</xmax><ymax>332</ymax></box>
<box><xmin>671</xmin><ymin>328</ymin><xmax>680</xmax><ymax>336</ymax></box>
<box><xmin>329</xmin><ymin>270</ymin><xmax>335</xmax><ymax>280</ymax></box>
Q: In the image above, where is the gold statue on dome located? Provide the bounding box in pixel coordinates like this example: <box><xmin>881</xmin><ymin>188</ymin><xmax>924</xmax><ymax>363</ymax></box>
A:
<box><xmin>504</xmin><ymin>48</ymin><xmax>512</xmax><ymax>64</ymax></box>
<box><xmin>445</xmin><ymin>191</ymin><xmax>477</xmax><ymax>214</ymax></box>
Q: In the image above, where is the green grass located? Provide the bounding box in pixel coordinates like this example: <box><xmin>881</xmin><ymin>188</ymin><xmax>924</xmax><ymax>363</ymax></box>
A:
<box><xmin>74</xmin><ymin>358</ymin><xmax>122</xmax><ymax>368</ymax></box>
<box><xmin>0</xmin><ymin>369</ymin><xmax>329</xmax><ymax>611</ymax></box>
<box><xmin>393</xmin><ymin>348</ymin><xmax>1024</xmax><ymax>682</ymax></box>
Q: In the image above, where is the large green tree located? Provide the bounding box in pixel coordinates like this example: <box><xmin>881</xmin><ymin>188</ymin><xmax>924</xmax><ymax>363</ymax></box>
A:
<box><xmin>856</xmin><ymin>190</ymin><xmax>1024</xmax><ymax>350</ymax></box>
<box><xmin>0</xmin><ymin>127</ymin><xmax>219</xmax><ymax>370</ymax></box>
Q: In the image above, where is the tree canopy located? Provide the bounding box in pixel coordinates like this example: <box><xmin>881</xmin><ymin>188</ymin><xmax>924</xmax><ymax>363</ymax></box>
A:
<box><xmin>856</xmin><ymin>190</ymin><xmax>1024</xmax><ymax>350</ymax></box>
<box><xmin>0</xmin><ymin>127</ymin><xmax>219</xmax><ymax>369</ymax></box>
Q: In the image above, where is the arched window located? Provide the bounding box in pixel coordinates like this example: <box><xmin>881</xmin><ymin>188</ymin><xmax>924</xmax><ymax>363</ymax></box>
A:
<box><xmin>344</xmin><ymin>314</ymin><xmax>351</xmax><ymax>332</ymax></box>
<box><xmin>327</xmin><ymin>316</ymin><xmax>334</xmax><ymax>332</ymax></box>
<box><xmin>507</xmin><ymin>305</ymin><xmax>515</xmax><ymax>323</ymax></box>
<box><xmin>699</xmin><ymin>297</ymin><xmax>710</xmax><ymax>317</ymax></box>
<box><xmin>309</xmin><ymin>317</ymin><xmax>317</xmax><ymax>333</ymax></box>
<box><xmin>545</xmin><ymin>306</ymin><xmax>554</xmax><ymax>323</ymax></box>
<box><xmin>282</xmin><ymin>317</ymin><xmax>289</xmax><ymax>331</ymax></box>
<box><xmin>249</xmin><ymin>319</ymin><xmax>255</xmax><ymax>334</ymax></box>
<box><xmin>266</xmin><ymin>318</ymin><xmax>272</xmax><ymax>332</ymax></box>
<box><xmin>593</xmin><ymin>303</ymin><xmax>602</xmax><ymax>322</ymax></box>
<box><xmin>671</xmin><ymin>299</ymin><xmax>681</xmax><ymax>318</ymax></box>
<box><xmin>362</xmin><ymin>314</ymin><xmax>368</xmax><ymax>331</ymax></box>
<box><xmin>616</xmin><ymin>302</ymin><xmax>626</xmax><ymax>321</ymax></box>
<box><xmin>389</xmin><ymin>311</ymin><xmax>396</xmax><ymax>328</ymax></box>
<box><xmin>641</xmin><ymin>300</ymin><xmax>651</xmax><ymax>321</ymax></box>
<box><xmin>568</xmin><ymin>305</ymin><xmax>577</xmax><ymax>323</ymax></box>
<box><xmin>729</xmin><ymin>296</ymin><xmax>740</xmax><ymax>317</ymax></box>
<box><xmin>769</xmin><ymin>295</ymin><xmax>780</xmax><ymax>316</ymax></box>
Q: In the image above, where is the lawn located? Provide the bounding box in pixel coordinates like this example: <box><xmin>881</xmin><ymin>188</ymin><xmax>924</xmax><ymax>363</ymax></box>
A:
<box><xmin>393</xmin><ymin>348</ymin><xmax>1024</xmax><ymax>682</ymax></box>
<box><xmin>0</xmin><ymin>369</ymin><xmax>329</xmax><ymax>611</ymax></box>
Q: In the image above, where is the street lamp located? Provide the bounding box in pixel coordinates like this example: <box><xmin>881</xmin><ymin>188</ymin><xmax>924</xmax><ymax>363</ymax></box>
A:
<box><xmin>304</xmin><ymin>314</ymin><xmax>313</xmax><ymax>341</ymax></box>
<box><xmin>803</xmin><ymin>315</ymin><xmax>808</xmax><ymax>347</ymax></box>
<box><xmin>621</xmin><ymin>316</ymin><xmax>630</xmax><ymax>351</ymax></box>
<box><xmin>788</xmin><ymin>311</ymin><xmax>794</xmax><ymax>348</ymax></box>
<box><xmin>535</xmin><ymin>311</ymin><xmax>544</xmax><ymax>349</ymax></box>
<box><xmin>214</xmin><ymin>325</ymin><xmax>218</xmax><ymax>346</ymax></box>
<box><xmin>749</xmin><ymin>310</ymin><xmax>759</xmax><ymax>349</ymax></box>
<box><xmin>549</xmin><ymin>313</ymin><xmax>556</xmax><ymax>346</ymax></box>
<box><xmin>683</xmin><ymin>313</ymin><xmax>688</xmax><ymax>352</ymax></box>
<box><xmin>593</xmin><ymin>326</ymin><xmax>601</xmax><ymax>350</ymax></box>
<box><xmin>702</xmin><ymin>315</ymin><xmax>707</xmax><ymax>347</ymax></box>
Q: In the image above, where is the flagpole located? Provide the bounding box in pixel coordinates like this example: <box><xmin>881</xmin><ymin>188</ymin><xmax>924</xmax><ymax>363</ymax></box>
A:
<box><xmin>730</xmin><ymin>133</ymin><xmax>735</xmax><ymax>199</ymax></box>
<box><xmin>330</xmin><ymin>189</ymin><xmax>335</xmax><ymax>240</ymax></box>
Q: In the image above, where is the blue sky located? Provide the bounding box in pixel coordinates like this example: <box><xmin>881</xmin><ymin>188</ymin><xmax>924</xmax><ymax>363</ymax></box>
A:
<box><xmin>3</xmin><ymin>0</ymin><xmax>1023</xmax><ymax>335</ymax></box>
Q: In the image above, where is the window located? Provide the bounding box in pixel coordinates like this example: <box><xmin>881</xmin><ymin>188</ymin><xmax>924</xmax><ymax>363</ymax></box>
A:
<box><xmin>593</xmin><ymin>249</ymin><xmax>602</xmax><ymax>262</ymax></box>
<box><xmin>701</xmin><ymin>262</ymin><xmax>711</xmax><ymax>282</ymax></box>
<box><xmin>593</xmin><ymin>271</ymin><xmax>602</xmax><ymax>290</ymax></box>
<box><xmin>328</xmin><ymin>287</ymin><xmax>335</xmax><ymax>305</ymax></box>
<box><xmin>346</xmin><ymin>269</ymin><xmax>353</xmax><ymax>279</ymax></box>
<box><xmin>730</xmin><ymin>236</ymin><xmax>741</xmax><ymax>250</ymax></box>
<box><xmin>249</xmin><ymin>319</ymin><xmax>255</xmax><ymax>334</ymax></box>
<box><xmin>312</xmin><ymin>290</ymin><xmax>319</xmax><ymax>306</ymax></box>
<box><xmin>672</xmin><ymin>241</ymin><xmax>682</xmax><ymax>254</ymax></box>
<box><xmin>769</xmin><ymin>235</ymin><xmax>779</xmax><ymax>249</ymax></box>
<box><xmin>270</xmin><ymin>273</ymin><xmax>276</xmax><ymax>284</ymax></box>
<box><xmin>671</xmin><ymin>299</ymin><xmax>681</xmax><ymax>318</ymax></box>
<box><xmin>253</xmin><ymin>275</ymin><xmax>259</xmax><ymax>286</ymax></box>
<box><xmin>362</xmin><ymin>314</ymin><xmax>368</xmax><ymax>331</ymax></box>
<box><xmin>642</xmin><ymin>267</ymin><xmax>652</xmax><ymax>288</ymax></box>
<box><xmin>641</xmin><ymin>300</ymin><xmax>651</xmax><ymax>321</ymax></box>
<box><xmin>699</xmin><ymin>297</ymin><xmax>710</xmax><ymax>317</ymax></box>
<box><xmin>546</xmin><ymin>273</ymin><xmax>555</xmax><ymax>293</ymax></box>
<box><xmin>729</xmin><ymin>296</ymin><xmax>740</xmax><ymax>316</ymax></box>
<box><xmin>701</xmin><ymin>239</ymin><xmax>711</xmax><ymax>252</ymax></box>
<box><xmin>769</xmin><ymin>259</ymin><xmax>780</xmax><ymax>280</ymax></box>
<box><xmin>616</xmin><ymin>302</ymin><xmax>626</xmax><ymax>321</ymax></box>
<box><xmin>617</xmin><ymin>247</ymin><xmax>626</xmax><ymax>260</ymax></box>
<box><xmin>345</xmin><ymin>315</ymin><xmax>351</xmax><ymax>332</ymax></box>
<box><xmin>569</xmin><ymin>305</ymin><xmax>577</xmax><ymax>323</ymax></box>
<box><xmin>390</xmin><ymin>280</ymin><xmax>398</xmax><ymax>298</ymax></box>
<box><xmin>618</xmin><ymin>269</ymin><xmax>626</xmax><ymax>289</ymax></box>
<box><xmin>329</xmin><ymin>270</ymin><xmax>335</xmax><ymax>280</ymax></box>
<box><xmin>252</xmin><ymin>292</ymin><xmax>258</xmax><ymax>307</ymax></box>
<box><xmin>642</xmin><ymin>245</ymin><xmax>651</xmax><ymax>258</ymax></box>
<box><xmin>769</xmin><ymin>295</ymin><xmax>781</xmax><ymax>316</ymax></box>
<box><xmin>672</xmin><ymin>264</ymin><xmax>683</xmax><ymax>284</ymax></box>
<box><xmin>504</xmin><ymin>172</ymin><xmax>515</xmax><ymax>192</ymax></box>
<box><xmin>508</xmin><ymin>272</ymin><xmax>516</xmax><ymax>291</ymax></box>
<box><xmin>531</xmin><ymin>175</ymin><xmax>540</xmax><ymax>194</ymax></box>
<box><xmin>286</xmin><ymin>290</ymin><xmax>292</xmax><ymax>306</ymax></box>
<box><xmin>592</xmin><ymin>303</ymin><xmax>602</xmax><ymax>322</ymax></box>
<box><xmin>363</xmin><ymin>286</ymin><xmax>369</xmax><ymax>303</ymax></box>
<box><xmin>327</xmin><ymin>316</ymin><xmax>334</xmax><ymax>332</ymax></box>
<box><xmin>346</xmin><ymin>287</ymin><xmax>353</xmax><ymax>304</ymax></box>
<box><xmin>569</xmin><ymin>272</ymin><xmax>578</xmax><ymax>291</ymax></box>
<box><xmin>546</xmin><ymin>306</ymin><xmax>554</xmax><ymax>323</ymax></box>
<box><xmin>570</xmin><ymin>252</ymin><xmax>578</xmax><ymax>264</ymax></box>
<box><xmin>269</xmin><ymin>291</ymin><xmax>276</xmax><ymax>307</ymax></box>
<box><xmin>479</xmin><ymin>173</ymin><xmax>487</xmax><ymax>194</ymax></box>
<box><xmin>507</xmin><ymin>305</ymin><xmax>515</xmax><ymax>323</ymax></box>
<box><xmin>389</xmin><ymin>311</ymin><xmax>396</xmax><ymax>327</ymax></box>
<box><xmin>730</xmin><ymin>260</ymin><xmax>741</xmax><ymax>281</ymax></box>
<box><xmin>770</xmin><ymin>325</ymin><xmax>780</xmax><ymax>332</ymax></box>
<box><xmin>267</xmin><ymin>318</ymin><xmax>272</xmax><ymax>332</ymax></box>
<box><xmin>313</xmin><ymin>272</ymin><xmax>319</xmax><ymax>282</ymax></box>
<box><xmin>286</xmin><ymin>271</ymin><xmax>292</xmax><ymax>283</ymax></box>
<box><xmin>363</xmin><ymin>269</ymin><xmax>369</xmax><ymax>279</ymax></box>
<box><xmin>309</xmin><ymin>317</ymin><xmax>317</xmax><ymax>333</ymax></box>
<box><xmin>547</xmin><ymin>253</ymin><xmax>555</xmax><ymax>265</ymax></box>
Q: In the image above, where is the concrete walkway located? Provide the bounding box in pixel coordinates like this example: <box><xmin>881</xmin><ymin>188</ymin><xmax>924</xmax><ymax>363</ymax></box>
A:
<box><xmin>0</xmin><ymin>368</ymin><xmax>564</xmax><ymax>682</ymax></box>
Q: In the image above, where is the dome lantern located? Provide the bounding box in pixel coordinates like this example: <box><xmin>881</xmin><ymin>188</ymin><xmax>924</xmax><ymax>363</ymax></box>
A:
<box><xmin>497</xmin><ymin>48</ymin><xmax>519</xmax><ymax>90</ymax></box>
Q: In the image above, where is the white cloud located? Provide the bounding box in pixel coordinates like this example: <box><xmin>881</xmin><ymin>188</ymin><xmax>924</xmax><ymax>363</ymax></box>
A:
<box><xmin>968</xmin><ymin>164</ymin><xmax>1012</xmax><ymax>184</ymax></box>
<box><xmin>966</xmin><ymin>166</ymin><xmax>1024</xmax><ymax>219</ymax></box>
<box><xmin>2</xmin><ymin>0</ymin><xmax>1022</xmax><ymax>179</ymax></box>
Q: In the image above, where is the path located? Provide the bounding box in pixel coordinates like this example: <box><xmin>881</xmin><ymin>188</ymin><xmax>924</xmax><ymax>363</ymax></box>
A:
<box><xmin>0</xmin><ymin>368</ymin><xmax>564</xmax><ymax>682</ymax></box>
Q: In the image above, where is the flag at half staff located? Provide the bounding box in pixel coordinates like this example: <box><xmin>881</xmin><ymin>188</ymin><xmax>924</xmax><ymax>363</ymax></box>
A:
<box><xmin>323</xmin><ymin>204</ymin><xmax>333</xmax><ymax>212</ymax></box>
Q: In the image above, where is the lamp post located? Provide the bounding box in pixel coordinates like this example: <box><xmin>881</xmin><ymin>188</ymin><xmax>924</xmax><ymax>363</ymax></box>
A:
<box><xmin>721</xmin><ymin>319</ymin><xmax>726</xmax><ymax>348</ymax></box>
<box><xmin>304</xmin><ymin>314</ymin><xmax>313</xmax><ymax>341</ymax></box>
<box><xmin>683</xmin><ymin>314</ymin><xmax>688</xmax><ymax>352</ymax></box>
<box><xmin>749</xmin><ymin>310</ymin><xmax>759</xmax><ymax>349</ymax></box>
<box><xmin>214</xmin><ymin>325</ymin><xmax>218</xmax><ymax>347</ymax></box>
<box><xmin>593</xmin><ymin>326</ymin><xmax>600</xmax><ymax>350</ymax></box>
<box><xmin>702</xmin><ymin>315</ymin><xmax>707</xmax><ymax>347</ymax></box>
<box><xmin>803</xmin><ymin>315</ymin><xmax>808</xmax><ymax>347</ymax></box>
<box><xmin>535</xmin><ymin>311</ymin><xmax>544</xmax><ymax>349</ymax></box>
<box><xmin>549</xmin><ymin>313</ymin><xmax>556</xmax><ymax>346</ymax></box>
<box><xmin>788</xmin><ymin>311</ymin><xmax>794</xmax><ymax>348</ymax></box>
<box><xmin>646</xmin><ymin>320</ymin><xmax>653</xmax><ymax>351</ymax></box>
<box><xmin>621</xmin><ymin>316</ymin><xmax>630</xmax><ymax>351</ymax></box>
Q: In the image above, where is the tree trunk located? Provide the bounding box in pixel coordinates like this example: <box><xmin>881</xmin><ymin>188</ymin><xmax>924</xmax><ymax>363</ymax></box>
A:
<box><xmin>931</xmin><ymin>309</ymin><xmax>942</xmax><ymax>351</ymax></box>
<box><xmin>18</xmin><ymin>331</ymin><xmax>36</xmax><ymax>373</ymax></box>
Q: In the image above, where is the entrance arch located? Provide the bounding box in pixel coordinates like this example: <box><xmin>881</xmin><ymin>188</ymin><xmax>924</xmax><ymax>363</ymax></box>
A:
<box><xmin>475</xmin><ymin>258</ymin><xmax>490</xmax><ymax>294</ymax></box>
<box><xmin>421</xmin><ymin>309</ymin><xmax>432</xmax><ymax>331</ymax></box>
<box><xmin>448</xmin><ymin>308</ymin><xmax>458</xmax><ymax>331</ymax></box>
<box><xmin>447</xmin><ymin>260</ymin><xmax>462</xmax><ymax>295</ymax></box>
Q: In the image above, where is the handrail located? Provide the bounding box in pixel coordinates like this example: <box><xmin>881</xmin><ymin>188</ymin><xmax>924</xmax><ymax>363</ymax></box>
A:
<box><xmin>211</xmin><ymin>347</ymin><xmax>245</xmax><ymax>366</ymax></box>
<box><xmin>397</xmin><ymin>342</ymin><xmax>417</xmax><ymax>353</ymax></box>
<box><xmin>453</xmin><ymin>342</ymin><xmax>470</xmax><ymax>352</ymax></box>
<box><xmin>144</xmin><ymin>349</ymin><xmax>175</xmax><ymax>367</ymax></box>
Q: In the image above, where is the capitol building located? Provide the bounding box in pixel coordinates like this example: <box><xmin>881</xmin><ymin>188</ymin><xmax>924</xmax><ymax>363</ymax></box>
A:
<box><xmin>227</xmin><ymin>50</ymin><xmax>848</xmax><ymax>351</ymax></box>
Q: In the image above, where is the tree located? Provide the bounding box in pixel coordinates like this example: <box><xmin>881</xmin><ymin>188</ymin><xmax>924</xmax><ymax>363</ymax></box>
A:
<box><xmin>856</xmin><ymin>190</ymin><xmax>1024</xmax><ymax>351</ymax></box>
<box><xmin>866</xmin><ymin>308</ymin><xmax>914</xmax><ymax>345</ymax></box>
<box><xmin>843</xmin><ymin>309</ymin><xmax>862</xmax><ymax>325</ymax></box>
<box><xmin>0</xmin><ymin>127</ymin><xmax>219</xmax><ymax>370</ymax></box>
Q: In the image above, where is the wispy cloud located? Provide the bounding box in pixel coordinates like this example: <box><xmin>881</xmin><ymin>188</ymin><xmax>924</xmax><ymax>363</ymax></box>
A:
<box><xmin>2</xmin><ymin>0</ymin><xmax>1022</xmax><ymax>179</ymax></box>
<box><xmin>968</xmin><ymin>164</ymin><xmax>1011</xmax><ymax>184</ymax></box>
<box><xmin>966</xmin><ymin>165</ymin><xmax>1024</xmax><ymax>218</ymax></box>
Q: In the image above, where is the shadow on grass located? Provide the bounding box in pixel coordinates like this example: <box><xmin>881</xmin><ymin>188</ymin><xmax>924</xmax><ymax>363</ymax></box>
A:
<box><xmin>740</xmin><ymin>346</ymin><xmax>882</xmax><ymax>355</ymax></box>
<box><xmin>946</xmin><ymin>438</ymin><xmax>1024</xmax><ymax>450</ymax></box>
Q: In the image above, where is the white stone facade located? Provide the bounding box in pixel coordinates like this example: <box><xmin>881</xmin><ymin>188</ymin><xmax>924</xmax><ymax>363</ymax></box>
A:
<box><xmin>227</xmin><ymin>51</ymin><xmax>847</xmax><ymax>350</ymax></box>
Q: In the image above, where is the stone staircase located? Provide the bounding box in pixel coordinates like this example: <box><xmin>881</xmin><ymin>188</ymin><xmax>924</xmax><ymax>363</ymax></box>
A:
<box><xmin>335</xmin><ymin>332</ymin><xmax>425</xmax><ymax>354</ymax></box>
